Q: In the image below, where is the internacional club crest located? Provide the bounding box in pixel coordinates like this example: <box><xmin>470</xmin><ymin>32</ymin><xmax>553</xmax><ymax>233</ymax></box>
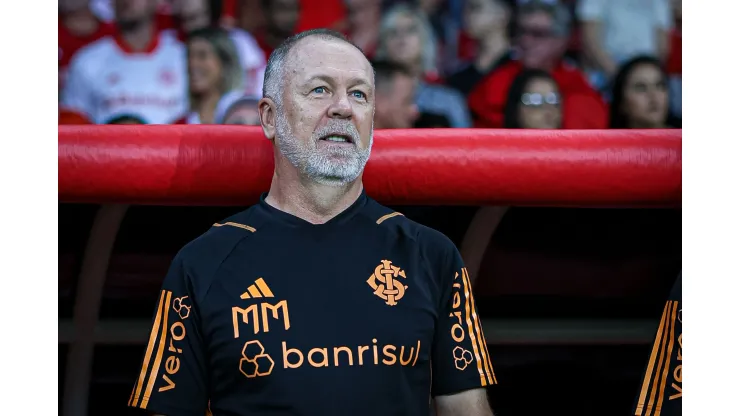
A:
<box><xmin>367</xmin><ymin>260</ymin><xmax>408</xmax><ymax>306</ymax></box>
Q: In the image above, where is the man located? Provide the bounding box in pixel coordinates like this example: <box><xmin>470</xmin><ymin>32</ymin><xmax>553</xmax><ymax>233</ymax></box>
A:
<box><xmin>633</xmin><ymin>272</ymin><xmax>682</xmax><ymax>416</ymax></box>
<box><xmin>128</xmin><ymin>29</ymin><xmax>496</xmax><ymax>416</ymax></box>
<box><xmin>60</xmin><ymin>0</ymin><xmax>188</xmax><ymax>124</ymax></box>
<box><xmin>372</xmin><ymin>60</ymin><xmax>419</xmax><ymax>129</ymax></box>
<box><xmin>59</xmin><ymin>0</ymin><xmax>115</xmax><ymax>92</ymax></box>
<box><xmin>467</xmin><ymin>0</ymin><xmax>607</xmax><ymax>129</ymax></box>
<box><xmin>446</xmin><ymin>0</ymin><xmax>511</xmax><ymax>97</ymax></box>
<box><xmin>578</xmin><ymin>0</ymin><xmax>672</xmax><ymax>92</ymax></box>
<box><xmin>255</xmin><ymin>0</ymin><xmax>301</xmax><ymax>61</ymax></box>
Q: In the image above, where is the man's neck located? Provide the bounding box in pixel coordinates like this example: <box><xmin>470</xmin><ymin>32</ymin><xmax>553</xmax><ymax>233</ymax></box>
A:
<box><xmin>120</xmin><ymin>20</ymin><xmax>155</xmax><ymax>52</ymax></box>
<box><xmin>265</xmin><ymin>159</ymin><xmax>365</xmax><ymax>224</ymax></box>
<box><xmin>475</xmin><ymin>32</ymin><xmax>509</xmax><ymax>71</ymax></box>
<box><xmin>62</xmin><ymin>8</ymin><xmax>100</xmax><ymax>37</ymax></box>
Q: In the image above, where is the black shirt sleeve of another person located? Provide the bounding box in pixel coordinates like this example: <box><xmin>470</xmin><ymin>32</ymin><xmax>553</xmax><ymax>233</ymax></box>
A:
<box><xmin>633</xmin><ymin>272</ymin><xmax>682</xmax><ymax>416</ymax></box>
<box><xmin>128</xmin><ymin>249</ymin><xmax>210</xmax><ymax>416</ymax></box>
<box><xmin>430</xmin><ymin>235</ymin><xmax>498</xmax><ymax>396</ymax></box>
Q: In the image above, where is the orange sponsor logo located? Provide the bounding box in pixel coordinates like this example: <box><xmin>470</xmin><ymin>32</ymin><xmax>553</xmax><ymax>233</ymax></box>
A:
<box><xmin>367</xmin><ymin>260</ymin><xmax>408</xmax><ymax>306</ymax></box>
<box><xmin>239</xmin><ymin>340</ymin><xmax>275</xmax><ymax>378</ymax></box>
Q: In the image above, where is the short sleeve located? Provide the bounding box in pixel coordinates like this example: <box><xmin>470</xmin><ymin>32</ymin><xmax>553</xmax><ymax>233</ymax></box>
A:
<box><xmin>431</xmin><ymin>247</ymin><xmax>497</xmax><ymax>396</ymax></box>
<box><xmin>128</xmin><ymin>253</ymin><xmax>209</xmax><ymax>416</ymax></box>
<box><xmin>60</xmin><ymin>55</ymin><xmax>96</xmax><ymax>121</ymax></box>
<box><xmin>576</xmin><ymin>0</ymin><xmax>607</xmax><ymax>21</ymax></box>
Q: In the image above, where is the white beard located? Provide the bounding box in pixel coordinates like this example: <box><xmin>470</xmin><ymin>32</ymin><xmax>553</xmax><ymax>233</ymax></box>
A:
<box><xmin>274</xmin><ymin>109</ymin><xmax>373</xmax><ymax>186</ymax></box>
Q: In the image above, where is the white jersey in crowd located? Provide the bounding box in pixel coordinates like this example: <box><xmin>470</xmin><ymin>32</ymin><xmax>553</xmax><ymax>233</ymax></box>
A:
<box><xmin>61</xmin><ymin>30</ymin><xmax>188</xmax><ymax>124</ymax></box>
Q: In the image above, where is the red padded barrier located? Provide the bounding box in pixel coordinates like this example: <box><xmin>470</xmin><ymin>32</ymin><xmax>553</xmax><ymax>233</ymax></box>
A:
<box><xmin>58</xmin><ymin>126</ymin><xmax>681</xmax><ymax>207</ymax></box>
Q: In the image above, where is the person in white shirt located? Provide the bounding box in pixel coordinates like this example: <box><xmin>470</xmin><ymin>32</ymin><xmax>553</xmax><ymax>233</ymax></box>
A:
<box><xmin>60</xmin><ymin>0</ymin><xmax>189</xmax><ymax>124</ymax></box>
<box><xmin>578</xmin><ymin>0</ymin><xmax>672</xmax><ymax>92</ymax></box>
<box><xmin>185</xmin><ymin>27</ymin><xmax>244</xmax><ymax>124</ymax></box>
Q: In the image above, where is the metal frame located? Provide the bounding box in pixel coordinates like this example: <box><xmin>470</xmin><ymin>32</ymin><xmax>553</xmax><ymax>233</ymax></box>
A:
<box><xmin>62</xmin><ymin>204</ymin><xmax>129</xmax><ymax>416</ymax></box>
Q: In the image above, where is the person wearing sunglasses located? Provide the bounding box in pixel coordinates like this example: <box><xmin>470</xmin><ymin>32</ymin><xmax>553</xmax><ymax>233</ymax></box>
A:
<box><xmin>503</xmin><ymin>69</ymin><xmax>561</xmax><ymax>129</ymax></box>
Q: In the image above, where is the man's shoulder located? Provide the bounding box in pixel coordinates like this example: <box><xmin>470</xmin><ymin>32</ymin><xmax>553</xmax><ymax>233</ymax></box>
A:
<box><xmin>363</xmin><ymin>199</ymin><xmax>457</xmax><ymax>255</ymax></box>
<box><xmin>177</xmin><ymin>206</ymin><xmax>262</xmax><ymax>267</ymax></box>
<box><xmin>68</xmin><ymin>35</ymin><xmax>117</xmax><ymax>70</ymax></box>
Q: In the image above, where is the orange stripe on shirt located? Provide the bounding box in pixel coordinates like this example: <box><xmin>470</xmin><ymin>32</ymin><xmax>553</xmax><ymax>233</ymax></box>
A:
<box><xmin>461</xmin><ymin>268</ymin><xmax>486</xmax><ymax>385</ymax></box>
<box><xmin>141</xmin><ymin>291</ymin><xmax>172</xmax><ymax>409</ymax></box>
<box><xmin>130</xmin><ymin>290</ymin><xmax>166</xmax><ymax>407</ymax></box>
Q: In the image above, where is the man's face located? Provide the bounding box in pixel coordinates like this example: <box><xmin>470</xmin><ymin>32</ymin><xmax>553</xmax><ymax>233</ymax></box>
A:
<box><xmin>375</xmin><ymin>74</ymin><xmax>418</xmax><ymax>129</ymax></box>
<box><xmin>265</xmin><ymin>0</ymin><xmax>300</xmax><ymax>37</ymax></box>
<box><xmin>464</xmin><ymin>0</ymin><xmax>508</xmax><ymax>40</ymax></box>
<box><xmin>384</xmin><ymin>15</ymin><xmax>423</xmax><ymax>67</ymax></box>
<box><xmin>516</xmin><ymin>11</ymin><xmax>565</xmax><ymax>70</ymax></box>
<box><xmin>115</xmin><ymin>0</ymin><xmax>157</xmax><ymax>27</ymax></box>
<box><xmin>180</xmin><ymin>0</ymin><xmax>211</xmax><ymax>33</ymax></box>
<box><xmin>266</xmin><ymin>37</ymin><xmax>375</xmax><ymax>185</ymax></box>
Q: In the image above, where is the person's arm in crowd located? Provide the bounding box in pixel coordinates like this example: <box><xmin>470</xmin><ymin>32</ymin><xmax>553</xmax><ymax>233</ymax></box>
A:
<box><xmin>577</xmin><ymin>0</ymin><xmax>618</xmax><ymax>76</ymax></box>
<box><xmin>654</xmin><ymin>0</ymin><xmax>673</xmax><ymax>62</ymax></box>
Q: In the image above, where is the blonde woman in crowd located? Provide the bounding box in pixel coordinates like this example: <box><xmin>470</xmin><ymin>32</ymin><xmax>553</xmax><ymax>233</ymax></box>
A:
<box><xmin>375</xmin><ymin>3</ymin><xmax>471</xmax><ymax>128</ymax></box>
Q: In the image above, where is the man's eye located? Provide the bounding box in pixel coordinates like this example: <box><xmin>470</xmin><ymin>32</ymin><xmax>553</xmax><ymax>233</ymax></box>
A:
<box><xmin>312</xmin><ymin>87</ymin><xmax>327</xmax><ymax>94</ymax></box>
<box><xmin>351</xmin><ymin>91</ymin><xmax>367</xmax><ymax>99</ymax></box>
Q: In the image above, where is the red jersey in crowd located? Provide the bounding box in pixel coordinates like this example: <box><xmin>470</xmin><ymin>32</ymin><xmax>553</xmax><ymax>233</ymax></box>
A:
<box><xmin>468</xmin><ymin>59</ymin><xmax>608</xmax><ymax>129</ymax></box>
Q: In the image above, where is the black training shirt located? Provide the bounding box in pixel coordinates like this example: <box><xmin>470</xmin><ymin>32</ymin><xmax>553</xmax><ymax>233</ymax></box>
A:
<box><xmin>128</xmin><ymin>190</ymin><xmax>496</xmax><ymax>416</ymax></box>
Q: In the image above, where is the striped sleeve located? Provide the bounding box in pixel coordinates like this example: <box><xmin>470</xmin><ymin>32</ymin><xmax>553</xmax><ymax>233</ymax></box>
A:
<box><xmin>431</xmin><ymin>248</ymin><xmax>497</xmax><ymax>396</ymax></box>
<box><xmin>633</xmin><ymin>274</ymin><xmax>682</xmax><ymax>416</ymax></box>
<box><xmin>128</xmin><ymin>254</ymin><xmax>209</xmax><ymax>416</ymax></box>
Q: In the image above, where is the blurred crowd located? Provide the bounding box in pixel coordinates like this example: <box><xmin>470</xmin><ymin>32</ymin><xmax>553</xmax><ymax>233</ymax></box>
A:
<box><xmin>58</xmin><ymin>0</ymin><xmax>682</xmax><ymax>130</ymax></box>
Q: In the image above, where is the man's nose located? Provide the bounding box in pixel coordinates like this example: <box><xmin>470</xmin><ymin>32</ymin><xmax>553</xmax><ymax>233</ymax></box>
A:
<box><xmin>328</xmin><ymin>93</ymin><xmax>353</xmax><ymax>119</ymax></box>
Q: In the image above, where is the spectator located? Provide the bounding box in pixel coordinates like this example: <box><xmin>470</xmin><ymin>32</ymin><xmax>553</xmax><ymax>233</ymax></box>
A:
<box><xmin>609</xmin><ymin>55</ymin><xmax>675</xmax><ymax>129</ymax></box>
<box><xmin>60</xmin><ymin>0</ymin><xmax>189</xmax><ymax>124</ymax></box>
<box><xmin>106</xmin><ymin>113</ymin><xmax>149</xmax><ymax>124</ymax></box>
<box><xmin>666</xmin><ymin>0</ymin><xmax>681</xmax><ymax>120</ymax></box>
<box><xmin>578</xmin><ymin>0</ymin><xmax>672</xmax><ymax>92</ymax></box>
<box><xmin>447</xmin><ymin>0</ymin><xmax>512</xmax><ymax>96</ymax></box>
<box><xmin>503</xmin><ymin>69</ymin><xmax>561</xmax><ymax>129</ymax></box>
<box><xmin>467</xmin><ymin>0</ymin><xmax>607</xmax><ymax>129</ymax></box>
<box><xmin>59</xmin><ymin>0</ymin><xmax>115</xmax><ymax>92</ymax></box>
<box><xmin>177</xmin><ymin>0</ymin><xmax>267</xmax><ymax>97</ymax></box>
<box><xmin>371</xmin><ymin>60</ymin><xmax>420</xmax><ymax>129</ymax></box>
<box><xmin>213</xmin><ymin>92</ymin><xmax>261</xmax><ymax>124</ymax></box>
<box><xmin>255</xmin><ymin>0</ymin><xmax>301</xmax><ymax>61</ymax></box>
<box><xmin>417</xmin><ymin>0</ymin><xmax>461</xmax><ymax>76</ymax></box>
<box><xmin>376</xmin><ymin>4</ymin><xmax>472</xmax><ymax>128</ymax></box>
<box><xmin>344</xmin><ymin>0</ymin><xmax>383</xmax><ymax>58</ymax></box>
<box><xmin>185</xmin><ymin>27</ymin><xmax>244</xmax><ymax>124</ymax></box>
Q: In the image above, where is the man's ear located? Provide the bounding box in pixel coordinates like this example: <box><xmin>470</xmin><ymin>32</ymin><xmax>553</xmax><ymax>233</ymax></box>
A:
<box><xmin>259</xmin><ymin>97</ymin><xmax>277</xmax><ymax>141</ymax></box>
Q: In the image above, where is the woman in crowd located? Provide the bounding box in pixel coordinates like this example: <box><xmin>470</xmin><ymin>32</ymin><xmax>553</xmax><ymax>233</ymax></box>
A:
<box><xmin>185</xmin><ymin>27</ymin><xmax>244</xmax><ymax>124</ymax></box>
<box><xmin>609</xmin><ymin>55</ymin><xmax>678</xmax><ymax>129</ymax></box>
<box><xmin>503</xmin><ymin>69</ymin><xmax>562</xmax><ymax>129</ymax></box>
<box><xmin>375</xmin><ymin>3</ymin><xmax>472</xmax><ymax>128</ymax></box>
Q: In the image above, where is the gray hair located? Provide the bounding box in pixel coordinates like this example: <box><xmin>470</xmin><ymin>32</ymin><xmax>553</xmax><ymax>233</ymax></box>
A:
<box><xmin>518</xmin><ymin>0</ymin><xmax>572</xmax><ymax>37</ymax></box>
<box><xmin>262</xmin><ymin>29</ymin><xmax>366</xmax><ymax>107</ymax></box>
<box><xmin>375</xmin><ymin>3</ymin><xmax>439</xmax><ymax>75</ymax></box>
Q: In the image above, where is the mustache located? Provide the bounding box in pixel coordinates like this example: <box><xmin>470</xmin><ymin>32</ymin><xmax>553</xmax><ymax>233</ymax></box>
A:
<box><xmin>312</xmin><ymin>120</ymin><xmax>362</xmax><ymax>144</ymax></box>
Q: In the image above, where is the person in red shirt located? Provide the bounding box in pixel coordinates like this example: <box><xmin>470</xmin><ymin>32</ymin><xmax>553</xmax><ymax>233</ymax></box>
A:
<box><xmin>343</xmin><ymin>0</ymin><xmax>382</xmax><ymax>59</ymax></box>
<box><xmin>468</xmin><ymin>0</ymin><xmax>607</xmax><ymax>129</ymax></box>
<box><xmin>255</xmin><ymin>0</ymin><xmax>301</xmax><ymax>60</ymax></box>
<box><xmin>59</xmin><ymin>0</ymin><xmax>116</xmax><ymax>92</ymax></box>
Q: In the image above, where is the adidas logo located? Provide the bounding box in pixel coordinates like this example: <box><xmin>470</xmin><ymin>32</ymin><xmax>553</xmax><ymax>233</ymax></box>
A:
<box><xmin>240</xmin><ymin>277</ymin><xmax>274</xmax><ymax>299</ymax></box>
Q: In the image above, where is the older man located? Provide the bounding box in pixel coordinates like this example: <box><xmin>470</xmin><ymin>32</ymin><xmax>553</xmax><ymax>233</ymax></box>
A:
<box><xmin>128</xmin><ymin>29</ymin><xmax>495</xmax><ymax>416</ymax></box>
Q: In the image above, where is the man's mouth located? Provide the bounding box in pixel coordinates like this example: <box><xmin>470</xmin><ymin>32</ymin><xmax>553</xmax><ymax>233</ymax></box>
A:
<box><xmin>320</xmin><ymin>134</ymin><xmax>354</xmax><ymax>144</ymax></box>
